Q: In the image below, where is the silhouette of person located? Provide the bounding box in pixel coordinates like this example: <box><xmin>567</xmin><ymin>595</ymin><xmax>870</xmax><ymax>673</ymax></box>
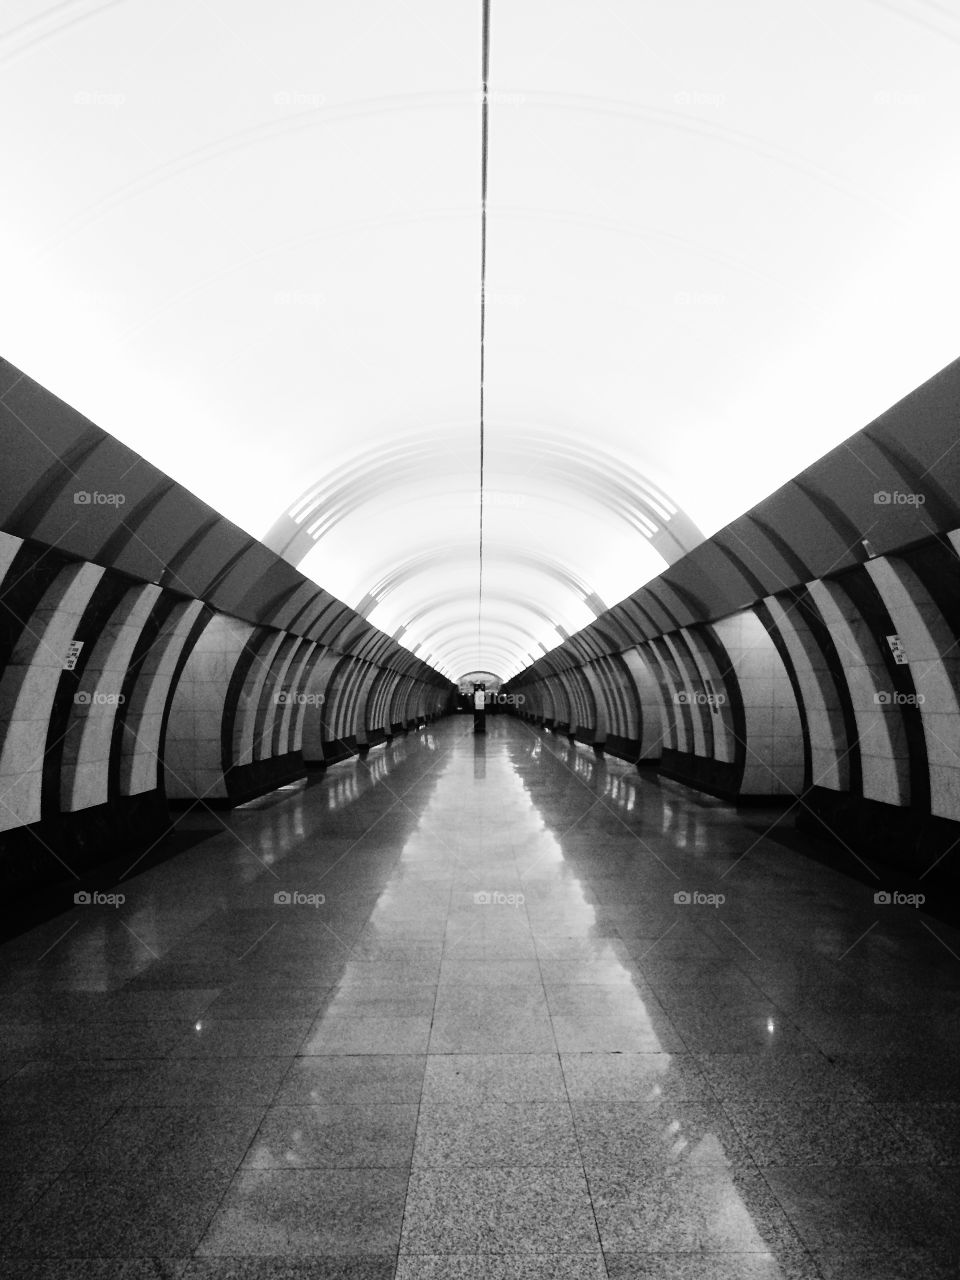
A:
<box><xmin>473</xmin><ymin>684</ymin><xmax>486</xmax><ymax>734</ymax></box>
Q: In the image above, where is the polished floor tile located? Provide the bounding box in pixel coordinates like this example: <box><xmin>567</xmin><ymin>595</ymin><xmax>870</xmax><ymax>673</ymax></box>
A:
<box><xmin>761</xmin><ymin>1166</ymin><xmax>953</xmax><ymax>1251</ymax></box>
<box><xmin>196</xmin><ymin>1168</ymin><xmax>409</xmax><ymax>1256</ymax></box>
<box><xmin>605</xmin><ymin>1251</ymin><xmax>822</xmax><ymax>1278</ymax></box>
<box><xmin>185</xmin><ymin>1260</ymin><xmax>395</xmax><ymax>1279</ymax></box>
<box><xmin>395</xmin><ymin>1254</ymin><xmax>607</xmax><ymax>1278</ymax></box>
<box><xmin>301</xmin><ymin>1015</ymin><xmax>432</xmax><ymax>1055</ymax></box>
<box><xmin>317</xmin><ymin>983</ymin><xmax>438</xmax><ymax>1018</ymax></box>
<box><xmin>551</xmin><ymin>1012</ymin><xmax>685</xmax><ymax>1053</ymax></box>
<box><xmin>412</xmin><ymin>1101</ymin><xmax>579</xmax><ymax>1167</ymax></box>
<box><xmin>560</xmin><ymin>1051</ymin><xmax>714</xmax><ymax>1101</ymax></box>
<box><xmin>5</xmin><ymin>1167</ymin><xmax>236</xmax><ymax>1257</ymax></box>
<box><xmin>2</xmin><ymin>718</ymin><xmax>958</xmax><ymax>1273</ymax></box>
<box><xmin>587</xmin><ymin>1164</ymin><xmax>802</xmax><ymax>1252</ymax></box>
<box><xmin>572</xmin><ymin>1099</ymin><xmax>753</xmax><ymax>1167</ymax></box>
<box><xmin>170</xmin><ymin>1016</ymin><xmax>313</xmax><ymax>1057</ymax></box>
<box><xmin>720</xmin><ymin>1098</ymin><xmax>925</xmax><ymax>1166</ymax></box>
<box><xmin>420</xmin><ymin>1053</ymin><xmax>566</xmax><ymax>1103</ymax></box>
<box><xmin>244</xmin><ymin>1103</ymin><xmax>419</xmax><ymax>1168</ymax></box>
<box><xmin>874</xmin><ymin>1100</ymin><xmax>960</xmax><ymax>1164</ymax></box>
<box><xmin>810</xmin><ymin>1248</ymin><xmax>960</xmax><ymax>1278</ymax></box>
<box><xmin>693</xmin><ymin>1052</ymin><xmax>863</xmax><ymax>1101</ymax></box>
<box><xmin>69</xmin><ymin>1104</ymin><xmax>266</xmax><ymax>1172</ymax></box>
<box><xmin>1</xmin><ymin>1262</ymin><xmax>190</xmax><ymax>1280</ymax></box>
<box><xmin>134</xmin><ymin>1057</ymin><xmax>292</xmax><ymax>1105</ymax></box>
<box><xmin>399</xmin><ymin>1167</ymin><xmax>600</xmax><ymax>1253</ymax></box>
<box><xmin>274</xmin><ymin>1055</ymin><xmax>426</xmax><ymax>1105</ymax></box>
<box><xmin>834</xmin><ymin>1053</ymin><xmax>960</xmax><ymax>1102</ymax></box>
<box><xmin>428</xmin><ymin>1006</ymin><xmax>556</xmax><ymax>1054</ymax></box>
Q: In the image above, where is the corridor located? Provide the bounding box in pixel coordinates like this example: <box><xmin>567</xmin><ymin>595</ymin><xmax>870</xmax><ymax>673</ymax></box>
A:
<box><xmin>1</xmin><ymin>718</ymin><xmax>958</xmax><ymax>1277</ymax></box>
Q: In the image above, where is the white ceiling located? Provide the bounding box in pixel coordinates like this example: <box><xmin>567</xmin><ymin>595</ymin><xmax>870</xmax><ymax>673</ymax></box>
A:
<box><xmin>3</xmin><ymin>0</ymin><xmax>960</xmax><ymax>679</ymax></box>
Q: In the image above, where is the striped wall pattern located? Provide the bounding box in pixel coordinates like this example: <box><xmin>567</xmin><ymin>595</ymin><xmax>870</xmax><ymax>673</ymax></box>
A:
<box><xmin>505</xmin><ymin>536</ymin><xmax>960</xmax><ymax>880</ymax></box>
<box><xmin>503</xmin><ymin>358</ymin><xmax>960</xmax><ymax>884</ymax></box>
<box><xmin>0</xmin><ymin>357</ymin><xmax>453</xmax><ymax>894</ymax></box>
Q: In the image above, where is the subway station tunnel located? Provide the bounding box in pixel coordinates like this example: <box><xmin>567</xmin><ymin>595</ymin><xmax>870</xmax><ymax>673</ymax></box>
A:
<box><xmin>2</xmin><ymin>2</ymin><xmax>960</xmax><ymax>1276</ymax></box>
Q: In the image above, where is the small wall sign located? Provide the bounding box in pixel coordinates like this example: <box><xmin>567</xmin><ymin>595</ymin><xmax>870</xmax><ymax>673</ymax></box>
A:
<box><xmin>886</xmin><ymin>635</ymin><xmax>908</xmax><ymax>665</ymax></box>
<box><xmin>63</xmin><ymin>640</ymin><xmax>84</xmax><ymax>670</ymax></box>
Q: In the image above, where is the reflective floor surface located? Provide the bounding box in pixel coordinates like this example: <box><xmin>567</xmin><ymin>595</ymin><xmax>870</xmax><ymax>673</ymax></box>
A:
<box><xmin>1</xmin><ymin>717</ymin><xmax>959</xmax><ymax>1279</ymax></box>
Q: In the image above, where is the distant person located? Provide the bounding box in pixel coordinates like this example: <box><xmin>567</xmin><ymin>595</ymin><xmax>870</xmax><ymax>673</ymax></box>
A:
<box><xmin>473</xmin><ymin>685</ymin><xmax>486</xmax><ymax>734</ymax></box>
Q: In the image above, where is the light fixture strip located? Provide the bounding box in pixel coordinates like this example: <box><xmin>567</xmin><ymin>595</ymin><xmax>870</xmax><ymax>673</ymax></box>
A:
<box><xmin>478</xmin><ymin>0</ymin><xmax>490</xmax><ymax>665</ymax></box>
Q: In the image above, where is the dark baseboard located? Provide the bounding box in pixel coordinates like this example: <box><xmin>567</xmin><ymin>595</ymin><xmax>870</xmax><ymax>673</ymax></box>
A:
<box><xmin>796</xmin><ymin>786</ymin><xmax>960</xmax><ymax>917</ymax></box>
<box><xmin>601</xmin><ymin>733</ymin><xmax>644</xmax><ymax>765</ymax></box>
<box><xmin>0</xmin><ymin>791</ymin><xmax>213</xmax><ymax>941</ymax></box>
<box><xmin>659</xmin><ymin>749</ymin><xmax>744</xmax><ymax>801</ymax></box>
<box><xmin>222</xmin><ymin>751</ymin><xmax>307</xmax><ymax>806</ymax></box>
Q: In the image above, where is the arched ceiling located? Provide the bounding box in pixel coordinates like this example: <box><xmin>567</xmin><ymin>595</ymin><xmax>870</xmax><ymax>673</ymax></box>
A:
<box><xmin>3</xmin><ymin>0</ymin><xmax>960</xmax><ymax>680</ymax></box>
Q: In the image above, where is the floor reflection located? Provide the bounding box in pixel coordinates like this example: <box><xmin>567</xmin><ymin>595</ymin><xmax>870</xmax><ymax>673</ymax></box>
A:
<box><xmin>1</xmin><ymin>717</ymin><xmax>959</xmax><ymax>1274</ymax></box>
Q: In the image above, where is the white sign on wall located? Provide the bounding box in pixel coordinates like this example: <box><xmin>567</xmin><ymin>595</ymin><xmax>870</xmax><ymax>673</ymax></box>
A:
<box><xmin>886</xmin><ymin>635</ymin><xmax>908</xmax><ymax>665</ymax></box>
<box><xmin>63</xmin><ymin>640</ymin><xmax>84</xmax><ymax>670</ymax></box>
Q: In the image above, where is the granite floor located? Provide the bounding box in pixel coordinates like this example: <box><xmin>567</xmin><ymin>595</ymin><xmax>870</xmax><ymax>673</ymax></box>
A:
<box><xmin>1</xmin><ymin>716</ymin><xmax>959</xmax><ymax>1278</ymax></box>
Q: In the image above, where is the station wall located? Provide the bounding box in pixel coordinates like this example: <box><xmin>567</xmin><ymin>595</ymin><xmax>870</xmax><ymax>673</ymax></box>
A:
<box><xmin>0</xmin><ymin>359</ymin><xmax>452</xmax><ymax>898</ymax></box>
<box><xmin>504</xmin><ymin>358</ymin><xmax>960</xmax><ymax>888</ymax></box>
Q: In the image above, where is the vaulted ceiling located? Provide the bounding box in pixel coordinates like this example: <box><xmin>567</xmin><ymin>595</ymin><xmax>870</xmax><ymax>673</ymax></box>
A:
<box><xmin>3</xmin><ymin>0</ymin><xmax>959</xmax><ymax>679</ymax></box>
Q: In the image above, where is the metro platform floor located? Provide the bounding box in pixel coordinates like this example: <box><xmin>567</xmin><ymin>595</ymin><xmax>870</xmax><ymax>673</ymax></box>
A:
<box><xmin>1</xmin><ymin>717</ymin><xmax>959</xmax><ymax>1279</ymax></box>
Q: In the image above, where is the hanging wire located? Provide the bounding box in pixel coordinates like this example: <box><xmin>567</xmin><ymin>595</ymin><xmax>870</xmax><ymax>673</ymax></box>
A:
<box><xmin>478</xmin><ymin>0</ymin><xmax>490</xmax><ymax>664</ymax></box>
